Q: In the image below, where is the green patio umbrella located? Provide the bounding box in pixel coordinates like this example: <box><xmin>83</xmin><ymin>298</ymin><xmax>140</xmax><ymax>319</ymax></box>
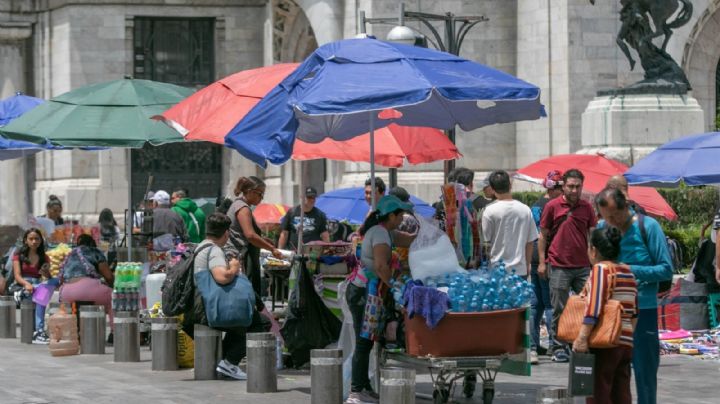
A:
<box><xmin>0</xmin><ymin>77</ymin><xmax>195</xmax><ymax>258</ymax></box>
<box><xmin>0</xmin><ymin>77</ymin><xmax>193</xmax><ymax>147</ymax></box>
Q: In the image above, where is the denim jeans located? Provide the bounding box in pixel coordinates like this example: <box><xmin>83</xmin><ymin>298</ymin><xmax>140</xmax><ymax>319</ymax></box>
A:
<box><xmin>530</xmin><ymin>264</ymin><xmax>554</xmax><ymax>351</ymax></box>
<box><xmin>548</xmin><ymin>265</ymin><xmax>590</xmax><ymax>352</ymax></box>
<box><xmin>346</xmin><ymin>283</ymin><xmax>374</xmax><ymax>393</ymax></box>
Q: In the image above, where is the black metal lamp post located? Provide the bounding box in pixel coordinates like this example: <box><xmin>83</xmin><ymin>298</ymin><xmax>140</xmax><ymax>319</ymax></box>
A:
<box><xmin>359</xmin><ymin>3</ymin><xmax>487</xmax><ymax>186</ymax></box>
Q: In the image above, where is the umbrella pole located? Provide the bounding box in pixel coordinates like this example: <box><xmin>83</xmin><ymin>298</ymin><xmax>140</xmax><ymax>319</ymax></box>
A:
<box><xmin>297</xmin><ymin>161</ymin><xmax>304</xmax><ymax>256</ymax></box>
<box><xmin>370</xmin><ymin>111</ymin><xmax>376</xmax><ymax>210</ymax></box>
<box><xmin>127</xmin><ymin>148</ymin><xmax>133</xmax><ymax>261</ymax></box>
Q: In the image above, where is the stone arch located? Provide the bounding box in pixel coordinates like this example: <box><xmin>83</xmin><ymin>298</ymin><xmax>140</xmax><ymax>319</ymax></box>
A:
<box><xmin>682</xmin><ymin>0</ymin><xmax>720</xmax><ymax>131</ymax></box>
<box><xmin>272</xmin><ymin>0</ymin><xmax>319</xmax><ymax>63</ymax></box>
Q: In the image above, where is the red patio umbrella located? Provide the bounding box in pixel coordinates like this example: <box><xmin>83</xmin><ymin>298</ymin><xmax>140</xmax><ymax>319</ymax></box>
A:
<box><xmin>155</xmin><ymin>64</ymin><xmax>460</xmax><ymax>167</ymax></box>
<box><xmin>253</xmin><ymin>203</ymin><xmax>290</xmax><ymax>225</ymax></box>
<box><xmin>515</xmin><ymin>153</ymin><xmax>677</xmax><ymax>221</ymax></box>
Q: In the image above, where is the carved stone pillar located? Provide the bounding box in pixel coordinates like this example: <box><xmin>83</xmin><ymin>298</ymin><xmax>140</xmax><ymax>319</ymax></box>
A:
<box><xmin>0</xmin><ymin>22</ymin><xmax>33</xmax><ymax>227</ymax></box>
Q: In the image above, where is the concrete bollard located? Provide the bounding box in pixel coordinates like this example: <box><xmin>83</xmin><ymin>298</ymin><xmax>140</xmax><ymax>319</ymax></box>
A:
<box><xmin>536</xmin><ymin>387</ymin><xmax>571</xmax><ymax>404</ymax></box>
<box><xmin>380</xmin><ymin>367</ymin><xmax>415</xmax><ymax>404</ymax></box>
<box><xmin>80</xmin><ymin>305</ymin><xmax>106</xmax><ymax>354</ymax></box>
<box><xmin>0</xmin><ymin>296</ymin><xmax>16</xmax><ymax>339</ymax></box>
<box><xmin>311</xmin><ymin>349</ymin><xmax>343</xmax><ymax>404</ymax></box>
<box><xmin>114</xmin><ymin>311</ymin><xmax>140</xmax><ymax>362</ymax></box>
<box><xmin>151</xmin><ymin>317</ymin><xmax>179</xmax><ymax>371</ymax></box>
<box><xmin>194</xmin><ymin>324</ymin><xmax>222</xmax><ymax>380</ymax></box>
<box><xmin>247</xmin><ymin>332</ymin><xmax>277</xmax><ymax>393</ymax></box>
<box><xmin>20</xmin><ymin>300</ymin><xmax>36</xmax><ymax>344</ymax></box>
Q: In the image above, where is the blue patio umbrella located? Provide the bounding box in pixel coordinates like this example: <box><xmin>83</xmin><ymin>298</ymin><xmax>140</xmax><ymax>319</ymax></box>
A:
<box><xmin>0</xmin><ymin>93</ymin><xmax>47</xmax><ymax>160</ymax></box>
<box><xmin>624</xmin><ymin>132</ymin><xmax>720</xmax><ymax>187</ymax></box>
<box><xmin>0</xmin><ymin>92</ymin><xmax>44</xmax><ymax>126</ymax></box>
<box><xmin>224</xmin><ymin>38</ymin><xmax>544</xmax><ymax>168</ymax></box>
<box><xmin>315</xmin><ymin>187</ymin><xmax>435</xmax><ymax>225</ymax></box>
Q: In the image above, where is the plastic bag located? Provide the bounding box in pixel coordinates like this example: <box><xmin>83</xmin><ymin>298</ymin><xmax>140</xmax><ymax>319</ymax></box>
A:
<box><xmin>408</xmin><ymin>216</ymin><xmax>465</xmax><ymax>280</ymax></box>
<box><xmin>177</xmin><ymin>329</ymin><xmax>195</xmax><ymax>368</ymax></box>
<box><xmin>280</xmin><ymin>258</ymin><xmax>342</xmax><ymax>368</ymax></box>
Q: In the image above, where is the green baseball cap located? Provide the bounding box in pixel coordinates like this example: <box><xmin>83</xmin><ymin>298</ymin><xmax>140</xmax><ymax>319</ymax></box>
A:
<box><xmin>376</xmin><ymin>195</ymin><xmax>413</xmax><ymax>216</ymax></box>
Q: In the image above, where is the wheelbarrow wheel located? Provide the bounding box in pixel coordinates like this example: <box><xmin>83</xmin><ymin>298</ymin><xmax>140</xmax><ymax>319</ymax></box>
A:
<box><xmin>482</xmin><ymin>387</ymin><xmax>494</xmax><ymax>404</ymax></box>
<box><xmin>433</xmin><ymin>388</ymin><xmax>450</xmax><ymax>404</ymax></box>
<box><xmin>462</xmin><ymin>375</ymin><xmax>476</xmax><ymax>398</ymax></box>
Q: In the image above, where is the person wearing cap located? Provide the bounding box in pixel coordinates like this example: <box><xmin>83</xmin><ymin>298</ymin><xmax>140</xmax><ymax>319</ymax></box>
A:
<box><xmin>388</xmin><ymin>186</ymin><xmax>419</xmax><ymax>235</ymax></box>
<box><xmin>346</xmin><ymin>195</ymin><xmax>416</xmax><ymax>404</ymax></box>
<box><xmin>528</xmin><ymin>170</ymin><xmax>564</xmax><ymax>364</ymax></box>
<box><xmin>278</xmin><ymin>186</ymin><xmax>330</xmax><ymax>250</ymax></box>
<box><xmin>149</xmin><ymin>190</ymin><xmax>187</xmax><ymax>243</ymax></box>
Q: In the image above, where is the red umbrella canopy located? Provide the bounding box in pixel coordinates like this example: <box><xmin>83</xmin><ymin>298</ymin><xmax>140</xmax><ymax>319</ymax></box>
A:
<box><xmin>515</xmin><ymin>154</ymin><xmax>677</xmax><ymax>221</ymax></box>
<box><xmin>292</xmin><ymin>123</ymin><xmax>460</xmax><ymax>167</ymax></box>
<box><xmin>157</xmin><ymin>63</ymin><xmax>300</xmax><ymax>143</ymax></box>
<box><xmin>156</xmin><ymin>64</ymin><xmax>460</xmax><ymax>167</ymax></box>
<box><xmin>253</xmin><ymin>203</ymin><xmax>290</xmax><ymax>225</ymax></box>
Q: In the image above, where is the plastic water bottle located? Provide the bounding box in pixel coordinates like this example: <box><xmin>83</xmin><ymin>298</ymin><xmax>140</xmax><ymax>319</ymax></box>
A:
<box><xmin>469</xmin><ymin>298</ymin><xmax>479</xmax><ymax>312</ymax></box>
<box><xmin>457</xmin><ymin>296</ymin><xmax>466</xmax><ymax>313</ymax></box>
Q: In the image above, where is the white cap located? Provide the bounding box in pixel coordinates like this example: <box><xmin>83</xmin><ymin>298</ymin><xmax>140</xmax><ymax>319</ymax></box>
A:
<box><xmin>151</xmin><ymin>190</ymin><xmax>170</xmax><ymax>205</ymax></box>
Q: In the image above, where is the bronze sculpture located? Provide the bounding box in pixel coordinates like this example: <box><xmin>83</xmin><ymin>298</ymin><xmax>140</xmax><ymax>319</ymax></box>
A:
<box><xmin>591</xmin><ymin>0</ymin><xmax>693</xmax><ymax>94</ymax></box>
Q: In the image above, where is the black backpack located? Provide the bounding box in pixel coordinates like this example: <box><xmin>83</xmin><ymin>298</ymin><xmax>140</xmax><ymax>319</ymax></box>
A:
<box><xmin>161</xmin><ymin>243</ymin><xmax>212</xmax><ymax>316</ymax></box>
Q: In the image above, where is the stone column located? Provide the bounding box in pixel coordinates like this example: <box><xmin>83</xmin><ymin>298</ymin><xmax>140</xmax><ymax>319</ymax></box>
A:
<box><xmin>0</xmin><ymin>22</ymin><xmax>33</xmax><ymax>227</ymax></box>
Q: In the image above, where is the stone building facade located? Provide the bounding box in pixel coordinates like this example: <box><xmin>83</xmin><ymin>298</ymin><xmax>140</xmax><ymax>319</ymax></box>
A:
<box><xmin>1</xmin><ymin>0</ymin><xmax>719</xmax><ymax>227</ymax></box>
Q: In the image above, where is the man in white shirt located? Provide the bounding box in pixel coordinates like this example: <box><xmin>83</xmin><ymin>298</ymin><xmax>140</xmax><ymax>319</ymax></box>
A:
<box><xmin>481</xmin><ymin>170</ymin><xmax>538</xmax><ymax>276</ymax></box>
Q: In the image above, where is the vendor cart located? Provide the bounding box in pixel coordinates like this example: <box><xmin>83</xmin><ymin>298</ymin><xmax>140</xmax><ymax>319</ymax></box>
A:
<box><xmin>382</xmin><ymin>351</ymin><xmax>506</xmax><ymax>404</ymax></box>
<box><xmin>381</xmin><ymin>307</ymin><xmax>530</xmax><ymax>404</ymax></box>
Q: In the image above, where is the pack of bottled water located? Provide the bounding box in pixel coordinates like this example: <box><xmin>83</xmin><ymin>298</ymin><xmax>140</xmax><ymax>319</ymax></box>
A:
<box><xmin>425</xmin><ymin>261</ymin><xmax>533</xmax><ymax>313</ymax></box>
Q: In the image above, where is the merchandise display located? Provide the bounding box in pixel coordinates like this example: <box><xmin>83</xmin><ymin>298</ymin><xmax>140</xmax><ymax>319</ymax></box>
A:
<box><xmin>112</xmin><ymin>262</ymin><xmax>143</xmax><ymax>312</ymax></box>
<box><xmin>46</xmin><ymin>243</ymin><xmax>72</xmax><ymax>278</ymax></box>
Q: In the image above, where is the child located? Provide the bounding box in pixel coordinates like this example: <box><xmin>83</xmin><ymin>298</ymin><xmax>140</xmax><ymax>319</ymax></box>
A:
<box><xmin>12</xmin><ymin>228</ymin><xmax>55</xmax><ymax>344</ymax></box>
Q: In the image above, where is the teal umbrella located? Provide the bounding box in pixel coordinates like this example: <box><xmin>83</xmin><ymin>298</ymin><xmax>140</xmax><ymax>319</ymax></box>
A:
<box><xmin>0</xmin><ymin>78</ymin><xmax>194</xmax><ymax>147</ymax></box>
<box><xmin>0</xmin><ymin>77</ymin><xmax>195</xmax><ymax>257</ymax></box>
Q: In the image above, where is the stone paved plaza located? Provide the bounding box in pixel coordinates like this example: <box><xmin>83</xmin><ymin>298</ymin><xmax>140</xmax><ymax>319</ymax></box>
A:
<box><xmin>1</xmin><ymin>336</ymin><xmax>718</xmax><ymax>404</ymax></box>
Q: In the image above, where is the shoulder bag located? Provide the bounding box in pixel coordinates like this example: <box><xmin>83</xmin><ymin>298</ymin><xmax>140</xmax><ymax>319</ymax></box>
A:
<box><xmin>195</xmin><ymin>246</ymin><xmax>255</xmax><ymax>328</ymax></box>
<box><xmin>557</xmin><ymin>267</ymin><xmax>623</xmax><ymax>348</ymax></box>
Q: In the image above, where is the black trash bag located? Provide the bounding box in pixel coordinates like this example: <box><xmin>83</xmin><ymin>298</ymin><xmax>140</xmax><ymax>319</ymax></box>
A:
<box><xmin>281</xmin><ymin>257</ymin><xmax>342</xmax><ymax>368</ymax></box>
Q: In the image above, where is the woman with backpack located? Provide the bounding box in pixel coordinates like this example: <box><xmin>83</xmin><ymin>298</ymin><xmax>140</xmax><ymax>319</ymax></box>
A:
<box><xmin>573</xmin><ymin>227</ymin><xmax>638</xmax><ymax>404</ymax></box>
<box><xmin>193</xmin><ymin>212</ymin><xmax>268</xmax><ymax>380</ymax></box>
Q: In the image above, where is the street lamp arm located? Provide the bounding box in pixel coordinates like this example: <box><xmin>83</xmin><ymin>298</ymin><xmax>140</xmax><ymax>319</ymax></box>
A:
<box><xmin>409</xmin><ymin>17</ymin><xmax>447</xmax><ymax>52</ymax></box>
<box><xmin>455</xmin><ymin>20</ymin><xmax>485</xmax><ymax>53</ymax></box>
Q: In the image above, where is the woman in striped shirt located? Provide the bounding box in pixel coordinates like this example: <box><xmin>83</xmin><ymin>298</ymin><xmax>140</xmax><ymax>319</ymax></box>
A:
<box><xmin>574</xmin><ymin>226</ymin><xmax>638</xmax><ymax>404</ymax></box>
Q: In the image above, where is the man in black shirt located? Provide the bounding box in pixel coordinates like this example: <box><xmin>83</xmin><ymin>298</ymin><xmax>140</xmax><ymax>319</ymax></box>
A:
<box><xmin>278</xmin><ymin>187</ymin><xmax>330</xmax><ymax>250</ymax></box>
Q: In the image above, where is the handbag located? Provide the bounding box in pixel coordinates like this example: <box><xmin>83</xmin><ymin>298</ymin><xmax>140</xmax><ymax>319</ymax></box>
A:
<box><xmin>194</xmin><ymin>248</ymin><xmax>255</xmax><ymax>328</ymax></box>
<box><xmin>557</xmin><ymin>270</ymin><xmax>623</xmax><ymax>348</ymax></box>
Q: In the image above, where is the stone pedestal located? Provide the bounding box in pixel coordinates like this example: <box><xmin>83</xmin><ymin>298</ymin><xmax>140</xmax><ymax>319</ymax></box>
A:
<box><xmin>579</xmin><ymin>93</ymin><xmax>705</xmax><ymax>165</ymax></box>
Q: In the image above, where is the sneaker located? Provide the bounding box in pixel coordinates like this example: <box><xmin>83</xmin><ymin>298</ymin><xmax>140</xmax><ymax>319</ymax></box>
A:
<box><xmin>216</xmin><ymin>359</ymin><xmax>248</xmax><ymax>380</ymax></box>
<box><xmin>551</xmin><ymin>349</ymin><xmax>569</xmax><ymax>363</ymax></box>
<box><xmin>345</xmin><ymin>391</ymin><xmax>379</xmax><ymax>404</ymax></box>
<box><xmin>362</xmin><ymin>389</ymin><xmax>379</xmax><ymax>400</ymax></box>
<box><xmin>32</xmin><ymin>331</ymin><xmax>49</xmax><ymax>345</ymax></box>
<box><xmin>530</xmin><ymin>350</ymin><xmax>539</xmax><ymax>365</ymax></box>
